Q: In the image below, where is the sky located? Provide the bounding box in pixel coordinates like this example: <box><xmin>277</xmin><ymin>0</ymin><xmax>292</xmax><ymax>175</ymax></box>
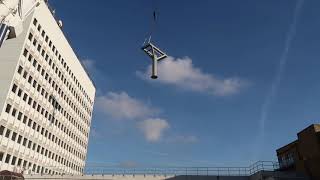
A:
<box><xmin>50</xmin><ymin>0</ymin><xmax>320</xmax><ymax>168</ymax></box>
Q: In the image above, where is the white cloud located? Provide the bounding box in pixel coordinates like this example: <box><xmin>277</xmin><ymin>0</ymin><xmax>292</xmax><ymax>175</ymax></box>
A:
<box><xmin>137</xmin><ymin>56</ymin><xmax>247</xmax><ymax>96</ymax></box>
<box><xmin>138</xmin><ymin>118</ymin><xmax>170</xmax><ymax>142</ymax></box>
<box><xmin>96</xmin><ymin>92</ymin><xmax>158</xmax><ymax>120</ymax></box>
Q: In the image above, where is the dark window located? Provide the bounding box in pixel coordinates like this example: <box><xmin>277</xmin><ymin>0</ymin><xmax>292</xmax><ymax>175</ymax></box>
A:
<box><xmin>32</xmin><ymin>122</ymin><xmax>36</xmax><ymax>130</ymax></box>
<box><xmin>5</xmin><ymin>154</ymin><xmax>11</xmax><ymax>163</ymax></box>
<box><xmin>11</xmin><ymin>132</ymin><xmax>17</xmax><ymax>141</ymax></box>
<box><xmin>17</xmin><ymin>135</ymin><xmax>22</xmax><ymax>144</ymax></box>
<box><xmin>17</xmin><ymin>89</ymin><xmax>22</xmax><ymax>97</ymax></box>
<box><xmin>28</xmin><ymin>97</ymin><xmax>32</xmax><ymax>105</ymax></box>
<box><xmin>23</xmin><ymin>116</ymin><xmax>27</xmax><ymax>124</ymax></box>
<box><xmin>28</xmin><ymin>33</ymin><xmax>33</xmax><ymax>41</ymax></box>
<box><xmin>0</xmin><ymin>126</ymin><xmax>5</xmax><ymax>135</ymax></box>
<box><xmin>37</xmin><ymin>44</ymin><xmax>41</xmax><ymax>52</ymax></box>
<box><xmin>17</xmin><ymin>66</ymin><xmax>23</xmax><ymax>74</ymax></box>
<box><xmin>11</xmin><ymin>156</ymin><xmax>16</xmax><ymax>165</ymax></box>
<box><xmin>0</xmin><ymin>152</ymin><xmax>3</xmax><ymax>162</ymax></box>
<box><xmin>5</xmin><ymin>104</ymin><xmax>11</xmax><ymax>113</ymax></box>
<box><xmin>17</xmin><ymin>158</ymin><xmax>22</xmax><ymax>166</ymax></box>
<box><xmin>11</xmin><ymin>108</ymin><xmax>17</xmax><ymax>117</ymax></box>
<box><xmin>17</xmin><ymin>112</ymin><xmax>22</xmax><ymax>120</ymax></box>
<box><xmin>33</xmin><ymin>59</ymin><xmax>37</xmax><ymax>67</ymax></box>
<box><xmin>32</xmin><ymin>80</ymin><xmax>37</xmax><ymax>88</ymax></box>
<box><xmin>23</xmin><ymin>71</ymin><xmax>28</xmax><ymax>78</ymax></box>
<box><xmin>28</xmin><ymin>54</ymin><xmax>32</xmax><ymax>62</ymax></box>
<box><xmin>23</xmin><ymin>93</ymin><xmax>28</xmax><ymax>101</ymax></box>
<box><xmin>33</xmin><ymin>39</ymin><xmax>37</xmax><ymax>46</ymax></box>
<box><xmin>5</xmin><ymin>129</ymin><xmax>11</xmax><ymax>138</ymax></box>
<box><xmin>28</xmin><ymin>76</ymin><xmax>33</xmax><ymax>83</ymax></box>
<box><xmin>11</xmin><ymin>84</ymin><xmax>17</xmax><ymax>93</ymax></box>
<box><xmin>33</xmin><ymin>19</ymin><xmax>37</xmax><ymax>26</ymax></box>
<box><xmin>28</xmin><ymin>119</ymin><xmax>32</xmax><ymax>127</ymax></box>
<box><xmin>27</xmin><ymin>140</ymin><xmax>32</xmax><ymax>148</ymax></box>
<box><xmin>22</xmin><ymin>138</ymin><xmax>27</xmax><ymax>146</ymax></box>
<box><xmin>23</xmin><ymin>49</ymin><xmax>28</xmax><ymax>57</ymax></box>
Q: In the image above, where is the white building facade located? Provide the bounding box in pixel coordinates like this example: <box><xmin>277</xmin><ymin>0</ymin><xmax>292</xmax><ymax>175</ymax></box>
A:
<box><xmin>0</xmin><ymin>1</ymin><xmax>95</xmax><ymax>175</ymax></box>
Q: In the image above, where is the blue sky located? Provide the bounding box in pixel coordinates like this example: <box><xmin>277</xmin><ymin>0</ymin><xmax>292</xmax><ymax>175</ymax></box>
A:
<box><xmin>50</xmin><ymin>0</ymin><xmax>320</xmax><ymax>167</ymax></box>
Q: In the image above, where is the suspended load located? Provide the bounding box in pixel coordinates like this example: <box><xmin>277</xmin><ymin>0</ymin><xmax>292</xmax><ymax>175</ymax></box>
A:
<box><xmin>141</xmin><ymin>9</ymin><xmax>168</xmax><ymax>79</ymax></box>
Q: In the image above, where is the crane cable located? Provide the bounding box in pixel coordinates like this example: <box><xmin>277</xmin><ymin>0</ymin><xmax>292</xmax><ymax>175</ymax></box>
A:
<box><xmin>143</xmin><ymin>0</ymin><xmax>159</xmax><ymax>45</ymax></box>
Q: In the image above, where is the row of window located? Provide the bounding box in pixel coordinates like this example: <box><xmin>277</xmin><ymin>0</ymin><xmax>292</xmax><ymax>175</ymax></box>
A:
<box><xmin>5</xmin><ymin>103</ymin><xmax>86</xmax><ymax>161</ymax></box>
<box><xmin>18</xmin><ymin>55</ymin><xmax>89</xmax><ymax>137</ymax></box>
<box><xmin>32</xmin><ymin>18</ymin><xmax>93</xmax><ymax>112</ymax></box>
<box><xmin>23</xmin><ymin>46</ymin><xmax>91</xmax><ymax>126</ymax></box>
<box><xmin>0</xmin><ymin>151</ymin><xmax>64</xmax><ymax>175</ymax></box>
<box><xmin>0</xmin><ymin>126</ymin><xmax>83</xmax><ymax>173</ymax></box>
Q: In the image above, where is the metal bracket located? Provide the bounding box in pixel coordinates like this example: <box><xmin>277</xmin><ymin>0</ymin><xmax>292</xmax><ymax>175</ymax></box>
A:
<box><xmin>141</xmin><ymin>42</ymin><xmax>167</xmax><ymax>79</ymax></box>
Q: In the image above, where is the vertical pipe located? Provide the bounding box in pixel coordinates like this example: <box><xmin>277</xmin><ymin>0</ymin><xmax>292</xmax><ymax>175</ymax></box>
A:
<box><xmin>151</xmin><ymin>57</ymin><xmax>157</xmax><ymax>79</ymax></box>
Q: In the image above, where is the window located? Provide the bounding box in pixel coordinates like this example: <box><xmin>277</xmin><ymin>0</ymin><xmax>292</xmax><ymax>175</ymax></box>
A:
<box><xmin>17</xmin><ymin>89</ymin><xmax>22</xmax><ymax>97</ymax></box>
<box><xmin>33</xmin><ymin>19</ymin><xmax>37</xmax><ymax>26</ymax></box>
<box><xmin>23</xmin><ymin>116</ymin><xmax>27</xmax><ymax>124</ymax></box>
<box><xmin>17</xmin><ymin>135</ymin><xmax>22</xmax><ymax>144</ymax></box>
<box><xmin>17</xmin><ymin>112</ymin><xmax>22</xmax><ymax>120</ymax></box>
<box><xmin>32</xmin><ymin>122</ymin><xmax>36</xmax><ymax>130</ymax></box>
<box><xmin>11</xmin><ymin>108</ymin><xmax>17</xmax><ymax>117</ymax></box>
<box><xmin>28</xmin><ymin>119</ymin><xmax>32</xmax><ymax>127</ymax></box>
<box><xmin>32</xmin><ymin>80</ymin><xmax>37</xmax><ymax>88</ymax></box>
<box><xmin>28</xmin><ymin>97</ymin><xmax>32</xmax><ymax>105</ymax></box>
<box><xmin>0</xmin><ymin>152</ymin><xmax>3</xmax><ymax>162</ymax></box>
<box><xmin>5</xmin><ymin>129</ymin><xmax>11</xmax><ymax>138</ymax></box>
<box><xmin>11</xmin><ymin>132</ymin><xmax>17</xmax><ymax>141</ymax></box>
<box><xmin>11</xmin><ymin>84</ymin><xmax>17</xmax><ymax>93</ymax></box>
<box><xmin>17</xmin><ymin>158</ymin><xmax>22</xmax><ymax>166</ymax></box>
<box><xmin>11</xmin><ymin>156</ymin><xmax>16</xmax><ymax>165</ymax></box>
<box><xmin>28</xmin><ymin>33</ymin><xmax>33</xmax><ymax>41</ymax></box>
<box><xmin>22</xmin><ymin>138</ymin><xmax>27</xmax><ymax>146</ymax></box>
<box><xmin>37</xmin><ymin>44</ymin><xmax>41</xmax><ymax>52</ymax></box>
<box><xmin>0</xmin><ymin>126</ymin><xmax>5</xmax><ymax>135</ymax></box>
<box><xmin>28</xmin><ymin>76</ymin><xmax>33</xmax><ymax>83</ymax></box>
<box><xmin>28</xmin><ymin>54</ymin><xmax>33</xmax><ymax>62</ymax></box>
<box><xmin>23</xmin><ymin>49</ymin><xmax>28</xmax><ymax>57</ymax></box>
<box><xmin>33</xmin><ymin>59</ymin><xmax>37</xmax><ymax>67</ymax></box>
<box><xmin>27</xmin><ymin>140</ymin><xmax>32</xmax><ymax>148</ymax></box>
<box><xmin>17</xmin><ymin>66</ymin><xmax>23</xmax><ymax>74</ymax></box>
<box><xmin>23</xmin><ymin>93</ymin><xmax>28</xmax><ymax>101</ymax></box>
<box><xmin>33</xmin><ymin>39</ymin><xmax>37</xmax><ymax>46</ymax></box>
<box><xmin>5</xmin><ymin>154</ymin><xmax>11</xmax><ymax>163</ymax></box>
<box><xmin>23</xmin><ymin>71</ymin><xmax>28</xmax><ymax>78</ymax></box>
<box><xmin>5</xmin><ymin>104</ymin><xmax>11</xmax><ymax>113</ymax></box>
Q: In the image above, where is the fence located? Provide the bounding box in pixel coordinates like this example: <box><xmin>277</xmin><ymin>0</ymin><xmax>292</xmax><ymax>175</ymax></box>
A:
<box><xmin>82</xmin><ymin>161</ymin><xmax>279</xmax><ymax>176</ymax></box>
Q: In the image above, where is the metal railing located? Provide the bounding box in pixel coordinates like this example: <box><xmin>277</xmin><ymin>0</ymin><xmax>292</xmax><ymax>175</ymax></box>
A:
<box><xmin>82</xmin><ymin>161</ymin><xmax>279</xmax><ymax>176</ymax></box>
<box><xmin>4</xmin><ymin>161</ymin><xmax>280</xmax><ymax>177</ymax></box>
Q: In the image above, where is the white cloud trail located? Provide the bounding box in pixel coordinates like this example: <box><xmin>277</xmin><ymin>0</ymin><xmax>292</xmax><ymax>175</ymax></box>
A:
<box><xmin>258</xmin><ymin>0</ymin><xmax>304</xmax><ymax>146</ymax></box>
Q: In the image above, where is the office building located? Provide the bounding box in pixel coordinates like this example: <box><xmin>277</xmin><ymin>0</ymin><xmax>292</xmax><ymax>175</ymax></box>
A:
<box><xmin>0</xmin><ymin>1</ymin><xmax>95</xmax><ymax>175</ymax></box>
